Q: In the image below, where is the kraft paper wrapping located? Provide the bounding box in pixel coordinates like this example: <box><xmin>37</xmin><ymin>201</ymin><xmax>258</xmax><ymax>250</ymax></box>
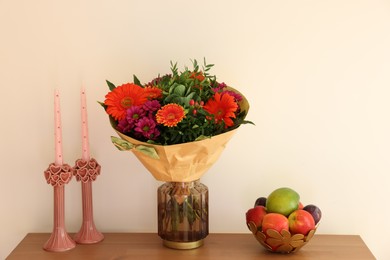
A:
<box><xmin>111</xmin><ymin>87</ymin><xmax>249</xmax><ymax>182</ymax></box>
<box><xmin>115</xmin><ymin>129</ymin><xmax>238</xmax><ymax>182</ymax></box>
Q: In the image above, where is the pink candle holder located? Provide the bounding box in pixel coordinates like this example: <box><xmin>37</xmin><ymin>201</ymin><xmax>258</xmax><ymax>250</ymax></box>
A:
<box><xmin>72</xmin><ymin>158</ymin><xmax>104</xmax><ymax>244</ymax></box>
<box><xmin>43</xmin><ymin>163</ymin><xmax>76</xmax><ymax>252</ymax></box>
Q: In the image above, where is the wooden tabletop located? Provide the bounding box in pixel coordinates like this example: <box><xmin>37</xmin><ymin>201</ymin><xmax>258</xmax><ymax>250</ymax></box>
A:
<box><xmin>6</xmin><ymin>233</ymin><xmax>375</xmax><ymax>260</ymax></box>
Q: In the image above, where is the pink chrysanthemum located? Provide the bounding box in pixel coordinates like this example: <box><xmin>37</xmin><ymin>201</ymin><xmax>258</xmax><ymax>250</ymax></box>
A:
<box><xmin>142</xmin><ymin>100</ymin><xmax>161</xmax><ymax>112</ymax></box>
<box><xmin>135</xmin><ymin>117</ymin><xmax>159</xmax><ymax>139</ymax></box>
<box><xmin>126</xmin><ymin>106</ymin><xmax>145</xmax><ymax>124</ymax></box>
<box><xmin>212</xmin><ymin>82</ymin><xmax>227</xmax><ymax>92</ymax></box>
<box><xmin>117</xmin><ymin>118</ymin><xmax>133</xmax><ymax>133</ymax></box>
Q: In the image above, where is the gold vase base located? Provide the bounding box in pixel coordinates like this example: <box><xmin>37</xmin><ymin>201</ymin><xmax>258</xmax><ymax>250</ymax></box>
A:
<box><xmin>162</xmin><ymin>239</ymin><xmax>204</xmax><ymax>250</ymax></box>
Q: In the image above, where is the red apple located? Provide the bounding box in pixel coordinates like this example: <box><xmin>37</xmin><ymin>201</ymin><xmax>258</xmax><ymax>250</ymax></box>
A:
<box><xmin>246</xmin><ymin>206</ymin><xmax>267</xmax><ymax>228</ymax></box>
<box><xmin>288</xmin><ymin>209</ymin><xmax>315</xmax><ymax>235</ymax></box>
<box><xmin>298</xmin><ymin>202</ymin><xmax>304</xmax><ymax>209</ymax></box>
<box><xmin>261</xmin><ymin>213</ymin><xmax>289</xmax><ymax>234</ymax></box>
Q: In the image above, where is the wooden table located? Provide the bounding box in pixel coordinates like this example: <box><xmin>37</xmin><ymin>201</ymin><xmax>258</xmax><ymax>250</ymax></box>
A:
<box><xmin>6</xmin><ymin>233</ymin><xmax>375</xmax><ymax>260</ymax></box>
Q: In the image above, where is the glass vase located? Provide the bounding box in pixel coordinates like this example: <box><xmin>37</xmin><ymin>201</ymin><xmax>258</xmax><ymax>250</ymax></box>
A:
<box><xmin>157</xmin><ymin>180</ymin><xmax>208</xmax><ymax>249</ymax></box>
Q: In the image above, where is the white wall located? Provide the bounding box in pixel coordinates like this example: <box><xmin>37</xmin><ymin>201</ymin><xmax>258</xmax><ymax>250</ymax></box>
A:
<box><xmin>1</xmin><ymin>0</ymin><xmax>389</xmax><ymax>259</ymax></box>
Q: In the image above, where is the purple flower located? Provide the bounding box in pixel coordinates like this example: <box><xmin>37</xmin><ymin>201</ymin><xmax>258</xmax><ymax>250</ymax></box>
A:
<box><xmin>142</xmin><ymin>100</ymin><xmax>161</xmax><ymax>112</ymax></box>
<box><xmin>218</xmin><ymin>82</ymin><xmax>227</xmax><ymax>89</ymax></box>
<box><xmin>135</xmin><ymin>117</ymin><xmax>158</xmax><ymax>139</ymax></box>
<box><xmin>150</xmin><ymin>128</ymin><xmax>160</xmax><ymax>140</ymax></box>
<box><xmin>117</xmin><ymin>118</ymin><xmax>133</xmax><ymax>133</ymax></box>
<box><xmin>222</xmin><ymin>90</ymin><xmax>242</xmax><ymax>102</ymax></box>
<box><xmin>212</xmin><ymin>82</ymin><xmax>227</xmax><ymax>92</ymax></box>
<box><xmin>126</xmin><ymin>106</ymin><xmax>145</xmax><ymax>124</ymax></box>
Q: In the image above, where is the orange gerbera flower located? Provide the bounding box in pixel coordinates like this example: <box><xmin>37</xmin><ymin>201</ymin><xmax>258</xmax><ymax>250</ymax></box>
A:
<box><xmin>203</xmin><ymin>92</ymin><xmax>238</xmax><ymax>128</ymax></box>
<box><xmin>104</xmin><ymin>83</ymin><xmax>148</xmax><ymax>121</ymax></box>
<box><xmin>156</xmin><ymin>103</ymin><xmax>186</xmax><ymax>127</ymax></box>
<box><xmin>144</xmin><ymin>86</ymin><xmax>163</xmax><ymax>100</ymax></box>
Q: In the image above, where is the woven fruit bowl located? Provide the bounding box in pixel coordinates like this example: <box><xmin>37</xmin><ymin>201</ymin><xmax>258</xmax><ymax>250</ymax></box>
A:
<box><xmin>247</xmin><ymin>221</ymin><xmax>318</xmax><ymax>253</ymax></box>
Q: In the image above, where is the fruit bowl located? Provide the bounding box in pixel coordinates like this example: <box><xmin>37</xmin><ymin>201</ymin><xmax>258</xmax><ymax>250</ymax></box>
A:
<box><xmin>246</xmin><ymin>187</ymin><xmax>322</xmax><ymax>253</ymax></box>
<box><xmin>247</xmin><ymin>221</ymin><xmax>318</xmax><ymax>254</ymax></box>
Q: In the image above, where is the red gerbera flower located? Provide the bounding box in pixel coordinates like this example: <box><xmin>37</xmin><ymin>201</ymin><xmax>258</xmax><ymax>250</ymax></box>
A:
<box><xmin>156</xmin><ymin>103</ymin><xmax>186</xmax><ymax>127</ymax></box>
<box><xmin>104</xmin><ymin>83</ymin><xmax>148</xmax><ymax>121</ymax></box>
<box><xmin>144</xmin><ymin>86</ymin><xmax>163</xmax><ymax>100</ymax></box>
<box><xmin>203</xmin><ymin>92</ymin><xmax>238</xmax><ymax>128</ymax></box>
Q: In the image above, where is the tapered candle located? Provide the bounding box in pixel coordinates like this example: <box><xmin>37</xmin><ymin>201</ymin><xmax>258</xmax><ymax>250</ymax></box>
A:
<box><xmin>81</xmin><ymin>88</ymin><xmax>90</xmax><ymax>161</ymax></box>
<box><xmin>54</xmin><ymin>90</ymin><xmax>63</xmax><ymax>165</ymax></box>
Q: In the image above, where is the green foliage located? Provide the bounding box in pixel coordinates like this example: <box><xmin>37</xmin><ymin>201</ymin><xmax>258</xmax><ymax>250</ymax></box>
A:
<box><xmin>106</xmin><ymin>80</ymin><xmax>116</xmax><ymax>91</ymax></box>
<box><xmin>133</xmin><ymin>75</ymin><xmax>142</xmax><ymax>86</ymax></box>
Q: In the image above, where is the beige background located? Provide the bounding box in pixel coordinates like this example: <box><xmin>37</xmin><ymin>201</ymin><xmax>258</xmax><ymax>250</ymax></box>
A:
<box><xmin>1</xmin><ymin>0</ymin><xmax>390</xmax><ymax>259</ymax></box>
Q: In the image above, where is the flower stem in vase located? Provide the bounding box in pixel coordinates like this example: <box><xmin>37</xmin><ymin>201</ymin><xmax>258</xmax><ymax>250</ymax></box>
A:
<box><xmin>157</xmin><ymin>180</ymin><xmax>208</xmax><ymax>249</ymax></box>
<box><xmin>43</xmin><ymin>185</ymin><xmax>76</xmax><ymax>252</ymax></box>
<box><xmin>73</xmin><ymin>158</ymin><xmax>103</xmax><ymax>244</ymax></box>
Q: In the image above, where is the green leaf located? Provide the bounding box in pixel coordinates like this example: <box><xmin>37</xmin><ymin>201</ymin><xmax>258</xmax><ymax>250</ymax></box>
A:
<box><xmin>192</xmin><ymin>59</ymin><xmax>199</xmax><ymax>72</ymax></box>
<box><xmin>177</xmin><ymin>97</ymin><xmax>188</xmax><ymax>106</ymax></box>
<box><xmin>186</xmin><ymin>92</ymin><xmax>195</xmax><ymax>100</ymax></box>
<box><xmin>133</xmin><ymin>75</ymin><xmax>142</xmax><ymax>86</ymax></box>
<box><xmin>170</xmin><ymin>61</ymin><xmax>178</xmax><ymax>76</ymax></box>
<box><xmin>111</xmin><ymin>136</ymin><xmax>134</xmax><ymax>151</ymax></box>
<box><xmin>110</xmin><ymin>136</ymin><xmax>159</xmax><ymax>159</ymax></box>
<box><xmin>173</xmin><ymin>84</ymin><xmax>186</xmax><ymax>96</ymax></box>
<box><xmin>241</xmin><ymin>120</ymin><xmax>255</xmax><ymax>125</ymax></box>
<box><xmin>195</xmin><ymin>135</ymin><xmax>211</xmax><ymax>141</ymax></box>
<box><xmin>135</xmin><ymin>145</ymin><xmax>160</xmax><ymax>159</ymax></box>
<box><xmin>97</xmin><ymin>101</ymin><xmax>106</xmax><ymax>109</ymax></box>
<box><xmin>184</xmin><ymin>86</ymin><xmax>193</xmax><ymax>96</ymax></box>
<box><xmin>106</xmin><ymin>80</ymin><xmax>116</xmax><ymax>91</ymax></box>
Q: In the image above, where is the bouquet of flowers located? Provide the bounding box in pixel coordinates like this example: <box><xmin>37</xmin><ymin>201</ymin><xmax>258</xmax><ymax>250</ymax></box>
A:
<box><xmin>100</xmin><ymin>59</ymin><xmax>251</xmax><ymax>182</ymax></box>
<box><xmin>101</xmin><ymin>59</ymin><xmax>251</xmax><ymax>247</ymax></box>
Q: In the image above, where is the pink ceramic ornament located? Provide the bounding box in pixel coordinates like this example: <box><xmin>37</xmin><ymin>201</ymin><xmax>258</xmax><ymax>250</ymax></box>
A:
<box><xmin>43</xmin><ymin>91</ymin><xmax>75</xmax><ymax>252</ymax></box>
<box><xmin>73</xmin><ymin>158</ymin><xmax>103</xmax><ymax>244</ymax></box>
<box><xmin>73</xmin><ymin>88</ymin><xmax>104</xmax><ymax>244</ymax></box>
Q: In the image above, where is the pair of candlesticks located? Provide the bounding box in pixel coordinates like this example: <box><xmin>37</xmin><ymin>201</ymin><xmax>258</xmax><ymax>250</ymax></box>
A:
<box><xmin>43</xmin><ymin>89</ymin><xmax>103</xmax><ymax>252</ymax></box>
<box><xmin>43</xmin><ymin>157</ymin><xmax>103</xmax><ymax>252</ymax></box>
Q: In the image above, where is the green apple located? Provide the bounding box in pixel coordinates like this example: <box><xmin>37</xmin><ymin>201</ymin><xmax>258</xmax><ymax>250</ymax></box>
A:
<box><xmin>266</xmin><ymin>187</ymin><xmax>300</xmax><ymax>216</ymax></box>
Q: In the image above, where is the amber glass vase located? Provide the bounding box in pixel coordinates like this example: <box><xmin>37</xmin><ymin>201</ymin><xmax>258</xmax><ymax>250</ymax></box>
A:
<box><xmin>157</xmin><ymin>180</ymin><xmax>208</xmax><ymax>249</ymax></box>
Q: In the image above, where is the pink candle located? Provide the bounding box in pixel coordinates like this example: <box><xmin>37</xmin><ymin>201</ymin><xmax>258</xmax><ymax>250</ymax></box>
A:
<box><xmin>81</xmin><ymin>88</ymin><xmax>90</xmax><ymax>161</ymax></box>
<box><xmin>54</xmin><ymin>90</ymin><xmax>63</xmax><ymax>165</ymax></box>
